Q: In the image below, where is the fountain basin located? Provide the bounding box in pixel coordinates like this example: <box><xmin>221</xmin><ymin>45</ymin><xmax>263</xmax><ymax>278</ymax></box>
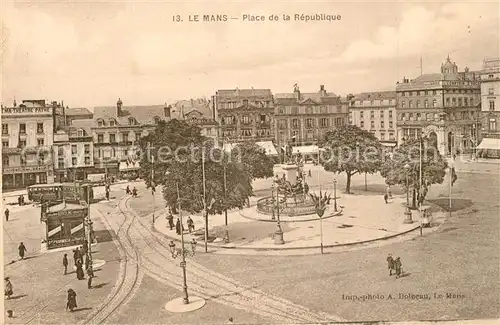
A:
<box><xmin>256</xmin><ymin>196</ymin><xmax>317</xmax><ymax>217</ymax></box>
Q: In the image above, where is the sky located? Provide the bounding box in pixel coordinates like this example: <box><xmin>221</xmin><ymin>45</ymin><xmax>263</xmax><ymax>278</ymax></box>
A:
<box><xmin>1</xmin><ymin>0</ymin><xmax>499</xmax><ymax>108</ymax></box>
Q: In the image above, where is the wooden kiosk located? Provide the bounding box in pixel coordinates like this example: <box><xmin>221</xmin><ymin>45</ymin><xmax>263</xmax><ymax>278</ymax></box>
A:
<box><xmin>42</xmin><ymin>202</ymin><xmax>88</xmax><ymax>249</ymax></box>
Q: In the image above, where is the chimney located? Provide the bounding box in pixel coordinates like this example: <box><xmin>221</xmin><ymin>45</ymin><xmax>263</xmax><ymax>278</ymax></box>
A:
<box><xmin>320</xmin><ymin>85</ymin><xmax>326</xmax><ymax>96</ymax></box>
<box><xmin>117</xmin><ymin>98</ymin><xmax>123</xmax><ymax>116</ymax></box>
<box><xmin>13</xmin><ymin>98</ymin><xmax>17</xmax><ymax>107</ymax></box>
<box><xmin>164</xmin><ymin>105</ymin><xmax>171</xmax><ymax>118</ymax></box>
<box><xmin>293</xmin><ymin>84</ymin><xmax>300</xmax><ymax>100</ymax></box>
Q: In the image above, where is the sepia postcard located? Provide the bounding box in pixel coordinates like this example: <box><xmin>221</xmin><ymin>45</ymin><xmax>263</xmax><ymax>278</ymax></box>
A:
<box><xmin>1</xmin><ymin>0</ymin><xmax>499</xmax><ymax>324</ymax></box>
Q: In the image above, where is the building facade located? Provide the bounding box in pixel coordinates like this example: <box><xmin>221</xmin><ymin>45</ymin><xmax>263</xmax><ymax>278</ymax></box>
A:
<box><xmin>396</xmin><ymin>56</ymin><xmax>481</xmax><ymax>156</ymax></box>
<box><xmin>477</xmin><ymin>57</ymin><xmax>500</xmax><ymax>157</ymax></box>
<box><xmin>1</xmin><ymin>100</ymin><xmax>55</xmax><ymax>189</ymax></box>
<box><xmin>349</xmin><ymin>91</ymin><xmax>398</xmax><ymax>146</ymax></box>
<box><xmin>214</xmin><ymin>88</ymin><xmax>274</xmax><ymax>144</ymax></box>
<box><xmin>274</xmin><ymin>85</ymin><xmax>348</xmax><ymax>149</ymax></box>
<box><xmin>173</xmin><ymin>98</ymin><xmax>219</xmax><ymax>145</ymax></box>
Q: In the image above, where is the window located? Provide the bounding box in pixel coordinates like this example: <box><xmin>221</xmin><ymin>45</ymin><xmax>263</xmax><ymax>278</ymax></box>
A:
<box><xmin>128</xmin><ymin>117</ymin><xmax>135</xmax><ymax>125</ymax></box>
<box><xmin>452</xmin><ymin>98</ymin><xmax>457</xmax><ymax>106</ymax></box>
<box><xmin>335</xmin><ymin>118</ymin><xmax>344</xmax><ymax>127</ymax></box>
<box><xmin>85</xmin><ymin>157</ymin><xmax>91</xmax><ymax>165</ymax></box>
<box><xmin>370</xmin><ymin>100</ymin><xmax>374</xmax><ymax>105</ymax></box>
<box><xmin>154</xmin><ymin>117</ymin><xmax>160</xmax><ymax>124</ymax></box>
<box><xmin>489</xmin><ymin>119</ymin><xmax>497</xmax><ymax>132</ymax></box>
<box><xmin>78</xmin><ymin>129</ymin><xmax>84</xmax><ymax>137</ymax></box>
<box><xmin>417</xmin><ymin>91</ymin><xmax>421</xmax><ymax>96</ymax></box>
<box><xmin>410</xmin><ymin>91</ymin><xmax>413</xmax><ymax>96</ymax></box>
<box><xmin>19</xmin><ymin>123</ymin><xmax>26</xmax><ymax>134</ymax></box>
<box><xmin>416</xmin><ymin>100</ymin><xmax>420</xmax><ymax>108</ymax></box>
<box><xmin>433</xmin><ymin>90</ymin><xmax>437</xmax><ymax>95</ymax></box>
<box><xmin>242</xmin><ymin>115</ymin><xmax>250</xmax><ymax>124</ymax></box>
<box><xmin>401</xmin><ymin>92</ymin><xmax>405</xmax><ymax>96</ymax></box>
<box><xmin>416</xmin><ymin>113</ymin><xmax>421</xmax><ymax>121</ymax></box>
<box><xmin>446</xmin><ymin>98</ymin><xmax>450</xmax><ymax>106</ymax></box>
<box><xmin>458</xmin><ymin>98</ymin><xmax>462</xmax><ymax>107</ymax></box>
<box><xmin>380</xmin><ymin>121</ymin><xmax>385</xmax><ymax>129</ymax></box>
<box><xmin>370</xmin><ymin>111</ymin><xmax>374</xmax><ymax>119</ymax></box>
<box><xmin>389</xmin><ymin>110</ymin><xmax>393</xmax><ymax>118</ymax></box>
<box><xmin>84</xmin><ymin>144</ymin><xmax>90</xmax><ymax>154</ymax></box>
<box><xmin>2</xmin><ymin>140</ymin><xmax>9</xmax><ymax>147</ymax></box>
<box><xmin>380</xmin><ymin>111</ymin><xmax>384</xmax><ymax>118</ymax></box>
<box><xmin>2</xmin><ymin>156</ymin><xmax>9</xmax><ymax>167</ymax></box>
<box><xmin>37</xmin><ymin>139</ymin><xmax>44</xmax><ymax>146</ymax></box>
<box><xmin>401</xmin><ymin>101</ymin><xmax>405</xmax><ymax>108</ymax></box>
<box><xmin>37</xmin><ymin>123</ymin><xmax>44</xmax><ymax>134</ymax></box>
<box><xmin>123</xmin><ymin>133</ymin><xmax>129</xmax><ymax>143</ymax></box>
<box><xmin>400</xmin><ymin>113</ymin><xmax>405</xmax><ymax>121</ymax></box>
<box><xmin>389</xmin><ymin>132</ymin><xmax>395</xmax><ymax>140</ymax></box>
<box><xmin>260</xmin><ymin>114</ymin><xmax>267</xmax><ymax>123</ymax></box>
<box><xmin>292</xmin><ymin>119</ymin><xmax>299</xmax><ymax>128</ymax></box>
<box><xmin>241</xmin><ymin>129</ymin><xmax>252</xmax><ymax>137</ymax></box>
<box><xmin>57</xmin><ymin>157</ymin><xmax>64</xmax><ymax>169</ymax></box>
<box><xmin>470</xmin><ymin>97</ymin><xmax>474</xmax><ymax>106</ymax></box>
<box><xmin>490</xmin><ymin>101</ymin><xmax>495</xmax><ymax>111</ymax></box>
<box><xmin>71</xmin><ymin>145</ymin><xmax>77</xmax><ymax>155</ymax></box>
<box><xmin>424</xmin><ymin>91</ymin><xmax>428</xmax><ymax>95</ymax></box>
<box><xmin>1</xmin><ymin>124</ymin><xmax>7</xmax><ymax>135</ymax></box>
<box><xmin>389</xmin><ymin>121</ymin><xmax>393</xmax><ymax>129</ymax></box>
<box><xmin>19</xmin><ymin>140</ymin><xmax>26</xmax><ymax>147</ymax></box>
<box><xmin>424</xmin><ymin>100</ymin><xmax>428</xmax><ymax>108</ymax></box>
<box><xmin>409</xmin><ymin>113</ymin><xmax>414</xmax><ymax>120</ymax></box>
<box><xmin>465</xmin><ymin>98</ymin><xmax>468</xmax><ymax>106</ymax></box>
<box><xmin>109</xmin><ymin>134</ymin><xmax>116</xmax><ymax>143</ymax></box>
<box><xmin>97</xmin><ymin>119</ymin><xmax>104</xmax><ymax>127</ymax></box>
<box><xmin>98</xmin><ymin>134</ymin><xmax>104</xmax><ymax>143</ymax></box>
<box><xmin>72</xmin><ymin>157</ymin><xmax>77</xmax><ymax>166</ymax></box>
<box><xmin>360</xmin><ymin>111</ymin><xmax>364</xmax><ymax>118</ymax></box>
<box><xmin>409</xmin><ymin>100</ymin><xmax>413</xmax><ymax>108</ymax></box>
<box><xmin>320</xmin><ymin>118</ymin><xmax>328</xmax><ymax>127</ymax></box>
<box><xmin>57</xmin><ymin>147</ymin><xmax>64</xmax><ymax>156</ymax></box>
<box><xmin>306</xmin><ymin>118</ymin><xmax>314</xmax><ymax>128</ymax></box>
<box><xmin>278</xmin><ymin>120</ymin><xmax>287</xmax><ymax>129</ymax></box>
<box><xmin>109</xmin><ymin>119</ymin><xmax>116</xmax><ymax>126</ymax></box>
<box><xmin>380</xmin><ymin>133</ymin><xmax>385</xmax><ymax>140</ymax></box>
<box><xmin>426</xmin><ymin>113</ymin><xmax>431</xmax><ymax>121</ymax></box>
<box><xmin>433</xmin><ymin>99</ymin><xmax>437</xmax><ymax>108</ymax></box>
<box><xmin>360</xmin><ymin>120</ymin><xmax>364</xmax><ymax>128</ymax></box>
<box><xmin>489</xmin><ymin>88</ymin><xmax>494</xmax><ymax>95</ymax></box>
<box><xmin>243</xmin><ymin>99</ymin><xmax>248</xmax><ymax>106</ymax></box>
<box><xmin>370</xmin><ymin>120</ymin><xmax>375</xmax><ymax>129</ymax></box>
<box><xmin>389</xmin><ymin>100</ymin><xmax>393</xmax><ymax>105</ymax></box>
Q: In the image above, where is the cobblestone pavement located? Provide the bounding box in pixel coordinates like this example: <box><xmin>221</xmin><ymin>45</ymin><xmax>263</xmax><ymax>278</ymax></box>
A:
<box><xmin>101</xmin><ymin>189</ymin><xmax>344</xmax><ymax>323</ymax></box>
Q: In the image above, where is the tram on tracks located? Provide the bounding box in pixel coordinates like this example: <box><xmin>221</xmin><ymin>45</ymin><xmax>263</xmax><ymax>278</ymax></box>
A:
<box><xmin>27</xmin><ymin>182</ymin><xmax>94</xmax><ymax>203</ymax></box>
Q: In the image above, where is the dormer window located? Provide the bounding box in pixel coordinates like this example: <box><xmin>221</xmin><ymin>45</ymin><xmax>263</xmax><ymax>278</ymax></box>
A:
<box><xmin>109</xmin><ymin>119</ymin><xmax>116</xmax><ymax>126</ymax></box>
<box><xmin>128</xmin><ymin>117</ymin><xmax>135</xmax><ymax>125</ymax></box>
<box><xmin>154</xmin><ymin>117</ymin><xmax>160</xmax><ymax>124</ymax></box>
<box><xmin>78</xmin><ymin>129</ymin><xmax>84</xmax><ymax>137</ymax></box>
<box><xmin>97</xmin><ymin>119</ymin><xmax>105</xmax><ymax>127</ymax></box>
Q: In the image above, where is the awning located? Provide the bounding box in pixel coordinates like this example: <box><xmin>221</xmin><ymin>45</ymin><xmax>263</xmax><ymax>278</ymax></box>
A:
<box><xmin>381</xmin><ymin>142</ymin><xmax>397</xmax><ymax>147</ymax></box>
<box><xmin>256</xmin><ymin>141</ymin><xmax>278</xmax><ymax>156</ymax></box>
<box><xmin>290</xmin><ymin>145</ymin><xmax>321</xmax><ymax>155</ymax></box>
<box><xmin>476</xmin><ymin>138</ymin><xmax>500</xmax><ymax>150</ymax></box>
<box><xmin>119</xmin><ymin>161</ymin><xmax>141</xmax><ymax>171</ymax></box>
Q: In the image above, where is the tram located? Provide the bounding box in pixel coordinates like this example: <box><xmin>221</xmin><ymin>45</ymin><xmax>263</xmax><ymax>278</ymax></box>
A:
<box><xmin>27</xmin><ymin>182</ymin><xmax>94</xmax><ymax>203</ymax></box>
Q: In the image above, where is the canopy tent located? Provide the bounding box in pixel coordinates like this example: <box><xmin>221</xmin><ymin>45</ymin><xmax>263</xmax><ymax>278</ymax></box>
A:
<box><xmin>255</xmin><ymin>141</ymin><xmax>278</xmax><ymax>156</ymax></box>
<box><xmin>476</xmin><ymin>138</ymin><xmax>500</xmax><ymax>150</ymax></box>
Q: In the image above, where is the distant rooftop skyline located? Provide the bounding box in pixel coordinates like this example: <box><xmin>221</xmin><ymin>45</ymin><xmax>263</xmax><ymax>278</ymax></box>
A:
<box><xmin>2</xmin><ymin>0</ymin><xmax>498</xmax><ymax>108</ymax></box>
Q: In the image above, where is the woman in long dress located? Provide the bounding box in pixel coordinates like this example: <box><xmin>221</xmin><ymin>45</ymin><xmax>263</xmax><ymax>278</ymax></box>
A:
<box><xmin>66</xmin><ymin>289</ymin><xmax>77</xmax><ymax>311</ymax></box>
<box><xmin>4</xmin><ymin>277</ymin><xmax>13</xmax><ymax>299</ymax></box>
<box><xmin>76</xmin><ymin>259</ymin><xmax>85</xmax><ymax>280</ymax></box>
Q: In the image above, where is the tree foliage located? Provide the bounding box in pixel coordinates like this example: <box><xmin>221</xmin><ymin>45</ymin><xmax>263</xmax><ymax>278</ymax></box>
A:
<box><xmin>380</xmin><ymin>138</ymin><xmax>448</xmax><ymax>208</ymax></box>
<box><xmin>231</xmin><ymin>141</ymin><xmax>274</xmax><ymax>180</ymax></box>
<box><xmin>320</xmin><ymin>125</ymin><xmax>383</xmax><ymax>193</ymax></box>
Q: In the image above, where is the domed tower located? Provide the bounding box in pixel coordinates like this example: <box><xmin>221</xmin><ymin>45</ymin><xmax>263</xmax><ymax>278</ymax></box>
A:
<box><xmin>441</xmin><ymin>55</ymin><xmax>458</xmax><ymax>74</ymax></box>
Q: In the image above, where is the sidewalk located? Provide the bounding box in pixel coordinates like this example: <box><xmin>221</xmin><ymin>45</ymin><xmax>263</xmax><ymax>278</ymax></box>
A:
<box><xmin>153</xmin><ymin>191</ymin><xmax>436</xmax><ymax>253</ymax></box>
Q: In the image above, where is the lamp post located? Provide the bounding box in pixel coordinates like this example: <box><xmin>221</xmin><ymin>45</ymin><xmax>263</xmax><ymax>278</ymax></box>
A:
<box><xmin>333</xmin><ymin>179</ymin><xmax>338</xmax><ymax>212</ymax></box>
<box><xmin>270</xmin><ymin>182</ymin><xmax>276</xmax><ymax>221</ymax></box>
<box><xmin>151</xmin><ymin>155</ymin><xmax>155</xmax><ymax>224</ymax></box>
<box><xmin>270</xmin><ymin>181</ymin><xmax>284</xmax><ymax>245</ymax></box>
<box><xmin>167</xmin><ymin>183</ymin><xmax>198</xmax><ymax>305</ymax></box>
<box><xmin>403</xmin><ymin>164</ymin><xmax>413</xmax><ymax>224</ymax></box>
<box><xmin>311</xmin><ymin>189</ymin><xmax>329</xmax><ymax>254</ymax></box>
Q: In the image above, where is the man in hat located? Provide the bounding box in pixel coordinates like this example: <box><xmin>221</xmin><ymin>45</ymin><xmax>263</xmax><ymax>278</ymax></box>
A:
<box><xmin>5</xmin><ymin>208</ymin><xmax>9</xmax><ymax>222</ymax></box>
<box><xmin>63</xmin><ymin>254</ymin><xmax>69</xmax><ymax>275</ymax></box>
<box><xmin>387</xmin><ymin>254</ymin><xmax>395</xmax><ymax>276</ymax></box>
<box><xmin>187</xmin><ymin>216</ymin><xmax>195</xmax><ymax>233</ymax></box>
<box><xmin>175</xmin><ymin>218</ymin><xmax>181</xmax><ymax>235</ymax></box>
<box><xmin>394</xmin><ymin>257</ymin><xmax>403</xmax><ymax>278</ymax></box>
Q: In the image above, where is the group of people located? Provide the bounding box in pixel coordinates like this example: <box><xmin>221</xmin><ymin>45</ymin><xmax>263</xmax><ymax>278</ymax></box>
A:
<box><xmin>166</xmin><ymin>212</ymin><xmax>195</xmax><ymax>235</ymax></box>
<box><xmin>387</xmin><ymin>254</ymin><xmax>404</xmax><ymax>278</ymax></box>
<box><xmin>70</xmin><ymin>242</ymin><xmax>95</xmax><ymax>289</ymax></box>
<box><xmin>125</xmin><ymin>185</ymin><xmax>138</xmax><ymax>197</ymax></box>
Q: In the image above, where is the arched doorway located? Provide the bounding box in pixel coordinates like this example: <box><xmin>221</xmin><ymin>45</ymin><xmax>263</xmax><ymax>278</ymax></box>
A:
<box><xmin>428</xmin><ymin>132</ymin><xmax>438</xmax><ymax>148</ymax></box>
<box><xmin>447</xmin><ymin>132</ymin><xmax>454</xmax><ymax>155</ymax></box>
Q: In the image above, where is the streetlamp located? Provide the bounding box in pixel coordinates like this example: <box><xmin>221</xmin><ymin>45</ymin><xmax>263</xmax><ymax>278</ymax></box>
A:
<box><xmin>310</xmin><ymin>189</ymin><xmax>330</xmax><ymax>254</ymax></box>
<box><xmin>333</xmin><ymin>179</ymin><xmax>338</xmax><ymax>212</ymax></box>
<box><xmin>403</xmin><ymin>164</ymin><xmax>413</xmax><ymax>224</ymax></box>
<box><xmin>270</xmin><ymin>180</ymin><xmax>285</xmax><ymax>245</ymax></box>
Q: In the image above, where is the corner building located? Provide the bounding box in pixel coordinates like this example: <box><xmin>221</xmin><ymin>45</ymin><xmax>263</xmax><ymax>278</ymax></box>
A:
<box><xmin>396</xmin><ymin>56</ymin><xmax>481</xmax><ymax>155</ymax></box>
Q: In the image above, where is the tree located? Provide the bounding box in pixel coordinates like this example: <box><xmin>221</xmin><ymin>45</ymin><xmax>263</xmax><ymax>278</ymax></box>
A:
<box><xmin>320</xmin><ymin>125</ymin><xmax>383</xmax><ymax>193</ymax></box>
<box><xmin>380</xmin><ymin>138</ymin><xmax>448</xmax><ymax>209</ymax></box>
<box><xmin>231</xmin><ymin>141</ymin><xmax>274</xmax><ymax>180</ymax></box>
<box><xmin>137</xmin><ymin>119</ymin><xmax>207</xmax><ymax>190</ymax></box>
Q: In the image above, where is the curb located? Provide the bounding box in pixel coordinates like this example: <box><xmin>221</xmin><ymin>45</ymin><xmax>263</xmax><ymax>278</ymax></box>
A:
<box><xmin>148</xmin><ymin>208</ymin><xmax>422</xmax><ymax>252</ymax></box>
<box><xmin>239</xmin><ymin>207</ymin><xmax>344</xmax><ymax>223</ymax></box>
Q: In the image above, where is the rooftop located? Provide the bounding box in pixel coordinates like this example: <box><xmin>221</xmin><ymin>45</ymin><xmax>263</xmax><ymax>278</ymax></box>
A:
<box><xmin>354</xmin><ymin>91</ymin><xmax>396</xmax><ymax>101</ymax></box>
<box><xmin>65</xmin><ymin>107</ymin><xmax>93</xmax><ymax>116</ymax></box>
<box><xmin>93</xmin><ymin>104</ymin><xmax>168</xmax><ymax>125</ymax></box>
<box><xmin>216</xmin><ymin>88</ymin><xmax>273</xmax><ymax>98</ymax></box>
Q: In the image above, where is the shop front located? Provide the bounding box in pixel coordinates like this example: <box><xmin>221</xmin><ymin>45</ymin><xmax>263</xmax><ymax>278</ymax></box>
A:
<box><xmin>2</xmin><ymin>164</ymin><xmax>54</xmax><ymax>190</ymax></box>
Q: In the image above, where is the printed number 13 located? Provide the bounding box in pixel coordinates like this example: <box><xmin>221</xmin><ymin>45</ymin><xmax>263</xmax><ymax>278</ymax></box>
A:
<box><xmin>173</xmin><ymin>15</ymin><xmax>182</xmax><ymax>22</ymax></box>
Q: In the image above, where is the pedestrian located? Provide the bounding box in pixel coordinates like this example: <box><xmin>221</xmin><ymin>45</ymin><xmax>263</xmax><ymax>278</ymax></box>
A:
<box><xmin>384</xmin><ymin>193</ymin><xmax>389</xmax><ymax>204</ymax></box>
<box><xmin>84</xmin><ymin>253</ymin><xmax>90</xmax><ymax>271</ymax></box>
<box><xmin>63</xmin><ymin>254</ymin><xmax>68</xmax><ymax>275</ymax></box>
<box><xmin>73</xmin><ymin>248</ymin><xmax>81</xmax><ymax>265</ymax></box>
<box><xmin>105</xmin><ymin>189</ymin><xmax>110</xmax><ymax>201</ymax></box>
<box><xmin>187</xmin><ymin>216</ymin><xmax>194</xmax><ymax>233</ymax></box>
<box><xmin>86</xmin><ymin>264</ymin><xmax>95</xmax><ymax>289</ymax></box>
<box><xmin>20</xmin><ymin>195</ymin><xmax>25</xmax><ymax>206</ymax></box>
<box><xmin>386</xmin><ymin>185</ymin><xmax>393</xmax><ymax>199</ymax></box>
<box><xmin>126</xmin><ymin>185</ymin><xmax>130</xmax><ymax>195</ymax></box>
<box><xmin>308</xmin><ymin>169</ymin><xmax>312</xmax><ymax>178</ymax></box>
<box><xmin>167</xmin><ymin>212</ymin><xmax>174</xmax><ymax>230</ymax></box>
<box><xmin>18</xmin><ymin>242</ymin><xmax>27</xmax><ymax>260</ymax></box>
<box><xmin>7</xmin><ymin>310</ymin><xmax>13</xmax><ymax>318</ymax></box>
<box><xmin>17</xmin><ymin>195</ymin><xmax>22</xmax><ymax>206</ymax></box>
<box><xmin>132</xmin><ymin>187</ymin><xmax>137</xmax><ymax>197</ymax></box>
<box><xmin>227</xmin><ymin>317</ymin><xmax>234</xmax><ymax>324</ymax></box>
<box><xmin>75</xmin><ymin>258</ymin><xmax>85</xmax><ymax>280</ymax></box>
<box><xmin>386</xmin><ymin>254</ymin><xmax>394</xmax><ymax>276</ymax></box>
<box><xmin>4</xmin><ymin>277</ymin><xmax>13</xmax><ymax>299</ymax></box>
<box><xmin>175</xmin><ymin>218</ymin><xmax>181</xmax><ymax>235</ymax></box>
<box><xmin>66</xmin><ymin>289</ymin><xmax>77</xmax><ymax>312</ymax></box>
<box><xmin>394</xmin><ymin>257</ymin><xmax>403</xmax><ymax>278</ymax></box>
<box><xmin>5</xmin><ymin>208</ymin><xmax>9</xmax><ymax>222</ymax></box>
